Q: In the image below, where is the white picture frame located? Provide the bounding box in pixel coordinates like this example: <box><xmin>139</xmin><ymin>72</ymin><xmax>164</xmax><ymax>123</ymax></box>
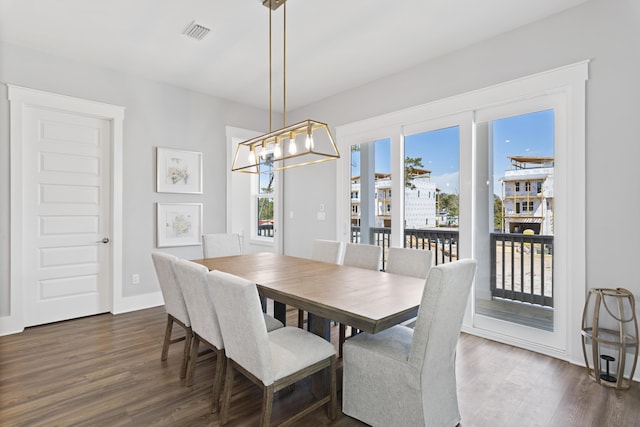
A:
<box><xmin>156</xmin><ymin>203</ymin><xmax>203</xmax><ymax>247</ymax></box>
<box><xmin>156</xmin><ymin>147</ymin><xmax>203</xmax><ymax>194</ymax></box>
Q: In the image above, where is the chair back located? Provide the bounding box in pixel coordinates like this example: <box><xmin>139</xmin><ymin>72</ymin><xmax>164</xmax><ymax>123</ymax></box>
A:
<box><xmin>207</xmin><ymin>270</ymin><xmax>274</xmax><ymax>384</ymax></box>
<box><xmin>385</xmin><ymin>247</ymin><xmax>433</xmax><ymax>279</ymax></box>
<box><xmin>343</xmin><ymin>243</ymin><xmax>382</xmax><ymax>271</ymax></box>
<box><xmin>173</xmin><ymin>259</ymin><xmax>224</xmax><ymax>349</ymax></box>
<box><xmin>311</xmin><ymin>239</ymin><xmax>343</xmax><ymax>264</ymax></box>
<box><xmin>151</xmin><ymin>252</ymin><xmax>190</xmax><ymax>326</ymax></box>
<box><xmin>409</xmin><ymin>259</ymin><xmax>477</xmax><ymax>369</ymax></box>
<box><xmin>202</xmin><ymin>233</ymin><xmax>242</xmax><ymax>258</ymax></box>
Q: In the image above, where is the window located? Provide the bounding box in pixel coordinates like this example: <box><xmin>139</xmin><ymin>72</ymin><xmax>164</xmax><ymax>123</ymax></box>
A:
<box><xmin>349</xmin><ymin>139</ymin><xmax>391</xmax><ymax>242</ymax></box>
<box><xmin>256</xmin><ymin>157</ymin><xmax>274</xmax><ymax>239</ymax></box>
<box><xmin>405</xmin><ymin>125</ymin><xmax>460</xmax><ymax>232</ymax></box>
<box><xmin>525</xmin><ymin>181</ymin><xmax>531</xmax><ymax>192</ymax></box>
<box><xmin>537</xmin><ymin>182</ymin><xmax>542</xmax><ymax>194</ymax></box>
<box><xmin>337</xmin><ymin>61</ymin><xmax>587</xmax><ymax>359</ymax></box>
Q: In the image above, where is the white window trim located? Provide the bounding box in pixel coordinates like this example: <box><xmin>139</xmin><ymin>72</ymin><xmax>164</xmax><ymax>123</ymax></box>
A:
<box><xmin>335</xmin><ymin>61</ymin><xmax>588</xmax><ymax>364</ymax></box>
<box><xmin>225</xmin><ymin>126</ymin><xmax>282</xmax><ymax>252</ymax></box>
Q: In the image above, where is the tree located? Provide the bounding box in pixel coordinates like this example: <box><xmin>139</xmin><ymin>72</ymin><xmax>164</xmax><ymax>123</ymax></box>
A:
<box><xmin>404</xmin><ymin>156</ymin><xmax>424</xmax><ymax>189</ymax></box>
<box><xmin>257</xmin><ymin>172</ymin><xmax>274</xmax><ymax>223</ymax></box>
<box><xmin>493</xmin><ymin>194</ymin><xmax>503</xmax><ymax>231</ymax></box>
<box><xmin>439</xmin><ymin>193</ymin><xmax>459</xmax><ymax>217</ymax></box>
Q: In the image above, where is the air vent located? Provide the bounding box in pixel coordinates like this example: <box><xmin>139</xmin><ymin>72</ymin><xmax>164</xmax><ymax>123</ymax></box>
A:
<box><xmin>183</xmin><ymin>21</ymin><xmax>211</xmax><ymax>40</ymax></box>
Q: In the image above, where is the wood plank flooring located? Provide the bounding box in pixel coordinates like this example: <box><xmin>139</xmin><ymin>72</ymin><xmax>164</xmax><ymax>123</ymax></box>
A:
<box><xmin>1</xmin><ymin>306</ymin><xmax>639</xmax><ymax>426</ymax></box>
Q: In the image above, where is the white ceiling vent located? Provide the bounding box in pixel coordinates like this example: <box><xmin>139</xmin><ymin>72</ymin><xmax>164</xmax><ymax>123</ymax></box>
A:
<box><xmin>183</xmin><ymin>21</ymin><xmax>211</xmax><ymax>40</ymax></box>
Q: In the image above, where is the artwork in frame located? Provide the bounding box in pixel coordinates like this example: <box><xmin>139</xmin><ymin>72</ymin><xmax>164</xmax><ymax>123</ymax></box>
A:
<box><xmin>157</xmin><ymin>203</ymin><xmax>203</xmax><ymax>248</ymax></box>
<box><xmin>156</xmin><ymin>147</ymin><xmax>203</xmax><ymax>194</ymax></box>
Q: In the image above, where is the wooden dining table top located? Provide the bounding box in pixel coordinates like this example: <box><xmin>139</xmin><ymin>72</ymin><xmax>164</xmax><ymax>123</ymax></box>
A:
<box><xmin>193</xmin><ymin>252</ymin><xmax>426</xmax><ymax>334</ymax></box>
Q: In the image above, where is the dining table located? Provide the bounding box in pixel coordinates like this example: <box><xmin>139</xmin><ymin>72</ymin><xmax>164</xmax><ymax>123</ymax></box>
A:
<box><xmin>192</xmin><ymin>252</ymin><xmax>426</xmax><ymax>341</ymax></box>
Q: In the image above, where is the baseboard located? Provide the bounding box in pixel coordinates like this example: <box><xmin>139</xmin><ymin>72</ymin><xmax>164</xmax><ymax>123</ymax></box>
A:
<box><xmin>0</xmin><ymin>314</ymin><xmax>25</xmax><ymax>336</ymax></box>
<box><xmin>112</xmin><ymin>290</ymin><xmax>164</xmax><ymax>315</ymax></box>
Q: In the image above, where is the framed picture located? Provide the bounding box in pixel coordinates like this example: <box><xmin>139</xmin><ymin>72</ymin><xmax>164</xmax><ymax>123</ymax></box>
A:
<box><xmin>156</xmin><ymin>147</ymin><xmax>203</xmax><ymax>193</ymax></box>
<box><xmin>156</xmin><ymin>203</ymin><xmax>202</xmax><ymax>247</ymax></box>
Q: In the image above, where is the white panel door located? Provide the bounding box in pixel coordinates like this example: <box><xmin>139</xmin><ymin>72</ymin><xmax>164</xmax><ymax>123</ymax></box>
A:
<box><xmin>23</xmin><ymin>107</ymin><xmax>111</xmax><ymax>326</ymax></box>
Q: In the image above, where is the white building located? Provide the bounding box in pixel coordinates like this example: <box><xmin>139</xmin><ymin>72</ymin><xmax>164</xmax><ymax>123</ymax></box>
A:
<box><xmin>500</xmin><ymin>156</ymin><xmax>554</xmax><ymax>235</ymax></box>
<box><xmin>351</xmin><ymin>169</ymin><xmax>437</xmax><ymax>229</ymax></box>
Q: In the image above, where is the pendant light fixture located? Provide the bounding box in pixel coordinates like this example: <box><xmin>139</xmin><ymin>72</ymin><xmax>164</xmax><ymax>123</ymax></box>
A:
<box><xmin>231</xmin><ymin>0</ymin><xmax>340</xmax><ymax>173</ymax></box>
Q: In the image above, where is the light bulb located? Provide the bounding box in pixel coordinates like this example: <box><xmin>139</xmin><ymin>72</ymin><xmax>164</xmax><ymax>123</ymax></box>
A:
<box><xmin>305</xmin><ymin>133</ymin><xmax>314</xmax><ymax>150</ymax></box>
<box><xmin>274</xmin><ymin>142</ymin><xmax>282</xmax><ymax>158</ymax></box>
<box><xmin>248</xmin><ymin>147</ymin><xmax>256</xmax><ymax>163</ymax></box>
<box><xmin>288</xmin><ymin>139</ymin><xmax>297</xmax><ymax>155</ymax></box>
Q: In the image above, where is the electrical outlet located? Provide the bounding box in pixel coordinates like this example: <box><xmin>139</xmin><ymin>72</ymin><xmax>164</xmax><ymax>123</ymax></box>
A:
<box><xmin>132</xmin><ymin>273</ymin><xmax>140</xmax><ymax>285</ymax></box>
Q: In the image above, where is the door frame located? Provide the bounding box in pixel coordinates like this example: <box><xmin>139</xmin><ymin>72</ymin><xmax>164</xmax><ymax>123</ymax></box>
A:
<box><xmin>5</xmin><ymin>85</ymin><xmax>125</xmax><ymax>334</ymax></box>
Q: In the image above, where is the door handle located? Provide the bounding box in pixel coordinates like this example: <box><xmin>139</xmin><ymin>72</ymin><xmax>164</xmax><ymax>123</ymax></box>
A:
<box><xmin>97</xmin><ymin>238</ymin><xmax>110</xmax><ymax>244</ymax></box>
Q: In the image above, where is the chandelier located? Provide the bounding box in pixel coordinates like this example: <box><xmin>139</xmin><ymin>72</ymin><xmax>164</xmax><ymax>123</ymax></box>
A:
<box><xmin>231</xmin><ymin>0</ymin><xmax>340</xmax><ymax>173</ymax></box>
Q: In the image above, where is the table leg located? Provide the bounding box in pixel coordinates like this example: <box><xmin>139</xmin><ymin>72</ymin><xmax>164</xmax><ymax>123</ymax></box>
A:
<box><xmin>308</xmin><ymin>313</ymin><xmax>331</xmax><ymax>341</ymax></box>
<box><xmin>273</xmin><ymin>301</ymin><xmax>287</xmax><ymax>326</ymax></box>
<box><xmin>308</xmin><ymin>313</ymin><xmax>331</xmax><ymax>398</ymax></box>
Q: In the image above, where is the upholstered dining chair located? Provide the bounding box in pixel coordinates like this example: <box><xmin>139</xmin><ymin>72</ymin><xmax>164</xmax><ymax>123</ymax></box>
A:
<box><xmin>342</xmin><ymin>242</ymin><xmax>382</xmax><ymax>271</ymax></box>
<box><xmin>342</xmin><ymin>259</ymin><xmax>477</xmax><ymax>427</ymax></box>
<box><xmin>151</xmin><ymin>252</ymin><xmax>191</xmax><ymax>379</ymax></box>
<box><xmin>339</xmin><ymin>243</ymin><xmax>383</xmax><ymax>354</ymax></box>
<box><xmin>297</xmin><ymin>239</ymin><xmax>344</xmax><ymax>328</ymax></box>
<box><xmin>173</xmin><ymin>260</ymin><xmax>283</xmax><ymax>412</ymax></box>
<box><xmin>385</xmin><ymin>246</ymin><xmax>433</xmax><ymax>279</ymax></box>
<box><xmin>202</xmin><ymin>233</ymin><xmax>242</xmax><ymax>258</ymax></box>
<box><xmin>385</xmin><ymin>247</ymin><xmax>434</xmax><ymax>328</ymax></box>
<box><xmin>207</xmin><ymin>270</ymin><xmax>337</xmax><ymax>427</ymax></box>
<box><xmin>312</xmin><ymin>239</ymin><xmax>344</xmax><ymax>264</ymax></box>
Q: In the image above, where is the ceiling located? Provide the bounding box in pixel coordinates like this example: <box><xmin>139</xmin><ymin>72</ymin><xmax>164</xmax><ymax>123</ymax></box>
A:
<box><xmin>0</xmin><ymin>0</ymin><xmax>588</xmax><ymax>112</ymax></box>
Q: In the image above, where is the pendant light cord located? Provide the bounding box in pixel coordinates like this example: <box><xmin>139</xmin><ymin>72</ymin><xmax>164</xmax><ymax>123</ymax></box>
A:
<box><xmin>283</xmin><ymin>0</ymin><xmax>287</xmax><ymax>127</ymax></box>
<box><xmin>269</xmin><ymin>6</ymin><xmax>272</xmax><ymax>133</ymax></box>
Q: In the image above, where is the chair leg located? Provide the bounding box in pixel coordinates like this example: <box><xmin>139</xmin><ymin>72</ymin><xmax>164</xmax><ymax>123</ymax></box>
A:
<box><xmin>260</xmin><ymin>385</ymin><xmax>275</xmax><ymax>427</ymax></box>
<box><xmin>297</xmin><ymin>309</ymin><xmax>304</xmax><ymax>328</ymax></box>
<box><xmin>328</xmin><ymin>355</ymin><xmax>337</xmax><ymax>420</ymax></box>
<box><xmin>161</xmin><ymin>316</ymin><xmax>174</xmax><ymax>361</ymax></box>
<box><xmin>180</xmin><ymin>328</ymin><xmax>192</xmax><ymax>379</ymax></box>
<box><xmin>220</xmin><ymin>359</ymin><xmax>235</xmax><ymax>425</ymax></box>
<box><xmin>211</xmin><ymin>348</ymin><xmax>225</xmax><ymax>413</ymax></box>
<box><xmin>186</xmin><ymin>334</ymin><xmax>200</xmax><ymax>387</ymax></box>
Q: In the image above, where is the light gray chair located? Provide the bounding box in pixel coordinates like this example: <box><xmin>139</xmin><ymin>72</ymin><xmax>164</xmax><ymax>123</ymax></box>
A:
<box><xmin>151</xmin><ymin>252</ymin><xmax>192</xmax><ymax>379</ymax></box>
<box><xmin>172</xmin><ymin>259</ymin><xmax>225</xmax><ymax>411</ymax></box>
<box><xmin>386</xmin><ymin>247</ymin><xmax>434</xmax><ymax>328</ymax></box>
<box><xmin>340</xmin><ymin>243</ymin><xmax>383</xmax><ymax>354</ymax></box>
<box><xmin>385</xmin><ymin>246</ymin><xmax>433</xmax><ymax>279</ymax></box>
<box><xmin>342</xmin><ymin>259</ymin><xmax>477</xmax><ymax>427</ymax></box>
<box><xmin>343</xmin><ymin>242</ymin><xmax>382</xmax><ymax>271</ymax></box>
<box><xmin>173</xmin><ymin>260</ymin><xmax>283</xmax><ymax>412</ymax></box>
<box><xmin>202</xmin><ymin>233</ymin><xmax>242</xmax><ymax>258</ymax></box>
<box><xmin>208</xmin><ymin>269</ymin><xmax>337</xmax><ymax>427</ymax></box>
<box><xmin>297</xmin><ymin>239</ymin><xmax>344</xmax><ymax>327</ymax></box>
<box><xmin>312</xmin><ymin>239</ymin><xmax>344</xmax><ymax>264</ymax></box>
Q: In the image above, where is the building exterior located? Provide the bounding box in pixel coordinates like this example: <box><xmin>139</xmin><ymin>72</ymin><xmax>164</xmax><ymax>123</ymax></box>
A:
<box><xmin>500</xmin><ymin>156</ymin><xmax>554</xmax><ymax>235</ymax></box>
<box><xmin>351</xmin><ymin>168</ymin><xmax>437</xmax><ymax>229</ymax></box>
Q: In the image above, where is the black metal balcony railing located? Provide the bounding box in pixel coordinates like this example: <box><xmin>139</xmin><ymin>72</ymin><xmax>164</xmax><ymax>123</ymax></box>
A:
<box><xmin>490</xmin><ymin>232</ymin><xmax>554</xmax><ymax>307</ymax></box>
<box><xmin>257</xmin><ymin>223</ymin><xmax>274</xmax><ymax>237</ymax></box>
<box><xmin>350</xmin><ymin>227</ymin><xmax>458</xmax><ymax>270</ymax></box>
<box><xmin>351</xmin><ymin>227</ymin><xmax>554</xmax><ymax>308</ymax></box>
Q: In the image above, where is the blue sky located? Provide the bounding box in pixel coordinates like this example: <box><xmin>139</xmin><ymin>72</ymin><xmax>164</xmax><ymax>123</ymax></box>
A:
<box><xmin>351</xmin><ymin>109</ymin><xmax>554</xmax><ymax>196</ymax></box>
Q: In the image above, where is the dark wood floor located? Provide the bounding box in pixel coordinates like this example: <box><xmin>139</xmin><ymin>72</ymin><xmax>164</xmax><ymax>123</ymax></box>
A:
<box><xmin>1</xmin><ymin>307</ymin><xmax>640</xmax><ymax>427</ymax></box>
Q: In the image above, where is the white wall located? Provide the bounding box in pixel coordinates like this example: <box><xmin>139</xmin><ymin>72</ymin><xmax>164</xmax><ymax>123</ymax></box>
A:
<box><xmin>0</xmin><ymin>42</ymin><xmax>268</xmax><ymax>319</ymax></box>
